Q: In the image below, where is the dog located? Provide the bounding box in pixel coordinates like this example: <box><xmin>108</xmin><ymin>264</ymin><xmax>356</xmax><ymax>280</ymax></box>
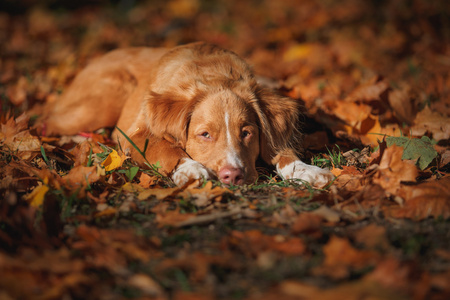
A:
<box><xmin>42</xmin><ymin>42</ymin><xmax>333</xmax><ymax>187</ymax></box>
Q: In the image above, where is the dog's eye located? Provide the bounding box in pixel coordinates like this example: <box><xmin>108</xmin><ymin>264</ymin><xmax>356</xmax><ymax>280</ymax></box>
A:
<box><xmin>242</xmin><ymin>130</ymin><xmax>251</xmax><ymax>139</ymax></box>
<box><xmin>200</xmin><ymin>132</ymin><xmax>211</xmax><ymax>139</ymax></box>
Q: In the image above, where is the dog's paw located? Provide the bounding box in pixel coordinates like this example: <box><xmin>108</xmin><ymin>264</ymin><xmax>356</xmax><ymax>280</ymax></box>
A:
<box><xmin>277</xmin><ymin>160</ymin><xmax>334</xmax><ymax>188</ymax></box>
<box><xmin>172</xmin><ymin>158</ymin><xmax>211</xmax><ymax>187</ymax></box>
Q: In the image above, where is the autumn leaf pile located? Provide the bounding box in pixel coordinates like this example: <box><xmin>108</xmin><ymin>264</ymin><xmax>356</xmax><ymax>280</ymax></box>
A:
<box><xmin>1</xmin><ymin>0</ymin><xmax>450</xmax><ymax>299</ymax></box>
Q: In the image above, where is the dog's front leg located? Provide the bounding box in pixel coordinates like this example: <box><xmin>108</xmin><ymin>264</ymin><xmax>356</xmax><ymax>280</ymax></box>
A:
<box><xmin>273</xmin><ymin>149</ymin><xmax>334</xmax><ymax>188</ymax></box>
<box><xmin>122</xmin><ymin>130</ymin><xmax>211</xmax><ymax>186</ymax></box>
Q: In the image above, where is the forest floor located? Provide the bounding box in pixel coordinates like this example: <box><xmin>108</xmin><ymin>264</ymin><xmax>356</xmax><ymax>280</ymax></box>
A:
<box><xmin>1</xmin><ymin>0</ymin><xmax>450</xmax><ymax>299</ymax></box>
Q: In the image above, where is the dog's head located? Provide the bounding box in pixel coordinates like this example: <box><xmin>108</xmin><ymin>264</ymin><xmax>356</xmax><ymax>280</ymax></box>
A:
<box><xmin>143</xmin><ymin>42</ymin><xmax>301</xmax><ymax>185</ymax></box>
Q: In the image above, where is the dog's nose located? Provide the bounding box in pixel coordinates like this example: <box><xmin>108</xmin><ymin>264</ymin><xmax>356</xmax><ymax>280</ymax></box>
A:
<box><xmin>218</xmin><ymin>166</ymin><xmax>244</xmax><ymax>185</ymax></box>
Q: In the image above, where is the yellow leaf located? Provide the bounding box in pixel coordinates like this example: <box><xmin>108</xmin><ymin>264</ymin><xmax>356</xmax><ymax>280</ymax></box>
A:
<box><xmin>101</xmin><ymin>149</ymin><xmax>126</xmax><ymax>171</ymax></box>
<box><xmin>331</xmin><ymin>167</ymin><xmax>343</xmax><ymax>177</ymax></box>
<box><xmin>24</xmin><ymin>177</ymin><xmax>49</xmax><ymax>207</ymax></box>
<box><xmin>283</xmin><ymin>44</ymin><xmax>314</xmax><ymax>61</ymax></box>
<box><xmin>94</xmin><ymin>207</ymin><xmax>117</xmax><ymax>218</ymax></box>
<box><xmin>122</xmin><ymin>182</ymin><xmax>145</xmax><ymax>193</ymax></box>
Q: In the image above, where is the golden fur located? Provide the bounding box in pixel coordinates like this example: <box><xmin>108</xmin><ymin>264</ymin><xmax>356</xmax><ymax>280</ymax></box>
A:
<box><xmin>42</xmin><ymin>42</ymin><xmax>333</xmax><ymax>186</ymax></box>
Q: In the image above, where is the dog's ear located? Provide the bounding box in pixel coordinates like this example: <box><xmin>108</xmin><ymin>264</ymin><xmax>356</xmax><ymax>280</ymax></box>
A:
<box><xmin>141</xmin><ymin>90</ymin><xmax>202</xmax><ymax>147</ymax></box>
<box><xmin>252</xmin><ymin>87</ymin><xmax>302</xmax><ymax>165</ymax></box>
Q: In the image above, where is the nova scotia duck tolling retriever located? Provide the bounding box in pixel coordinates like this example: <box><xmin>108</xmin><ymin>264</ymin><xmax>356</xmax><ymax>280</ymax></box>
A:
<box><xmin>41</xmin><ymin>42</ymin><xmax>334</xmax><ymax>187</ymax></box>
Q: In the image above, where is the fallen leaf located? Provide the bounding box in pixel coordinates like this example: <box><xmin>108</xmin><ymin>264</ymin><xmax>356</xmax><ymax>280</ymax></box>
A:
<box><xmin>62</xmin><ymin>165</ymin><xmax>101</xmax><ymax>193</ymax></box>
<box><xmin>373</xmin><ymin>145</ymin><xmax>418</xmax><ymax>196</ymax></box>
<box><xmin>174</xmin><ymin>207</ymin><xmax>242</xmax><ymax>228</ymax></box>
<box><xmin>312</xmin><ymin>205</ymin><xmax>340</xmax><ymax>223</ymax></box>
<box><xmin>94</xmin><ymin>207</ymin><xmax>117</xmax><ymax>218</ymax></box>
<box><xmin>353</xmin><ymin>224</ymin><xmax>390</xmax><ymax>250</ymax></box>
<box><xmin>279</xmin><ymin>279</ymin><xmax>408</xmax><ymax>300</ymax></box>
<box><xmin>138</xmin><ymin>187</ymin><xmax>180</xmax><ymax>200</ymax></box>
<box><xmin>313</xmin><ymin>236</ymin><xmax>380</xmax><ymax>279</ymax></box>
<box><xmin>138</xmin><ymin>172</ymin><xmax>157</xmax><ymax>188</ymax></box>
<box><xmin>345</xmin><ymin>76</ymin><xmax>390</xmax><ymax>104</ymax></box>
<box><xmin>101</xmin><ymin>149</ymin><xmax>127</xmax><ymax>171</ymax></box>
<box><xmin>388</xmin><ymin>84</ymin><xmax>416</xmax><ymax>124</ymax></box>
<box><xmin>333</xmin><ymin>166</ymin><xmax>364</xmax><ymax>191</ymax></box>
<box><xmin>227</xmin><ymin>230</ymin><xmax>306</xmax><ymax>256</ymax></box>
<box><xmin>156</xmin><ymin>208</ymin><xmax>195</xmax><ymax>227</ymax></box>
<box><xmin>291</xmin><ymin>212</ymin><xmax>324</xmax><ymax>234</ymax></box>
<box><xmin>364</xmin><ymin>258</ymin><xmax>429</xmax><ymax>298</ymax></box>
<box><xmin>23</xmin><ymin>177</ymin><xmax>49</xmax><ymax>207</ymax></box>
<box><xmin>179</xmin><ymin>181</ymin><xmax>231</xmax><ymax>206</ymax></box>
<box><xmin>386</xmin><ymin>176</ymin><xmax>450</xmax><ymax>220</ymax></box>
<box><xmin>386</xmin><ymin>135</ymin><xmax>438</xmax><ymax>170</ymax></box>
<box><xmin>128</xmin><ymin>274</ymin><xmax>164</xmax><ymax>297</ymax></box>
<box><xmin>410</xmin><ymin>106</ymin><xmax>450</xmax><ymax>141</ymax></box>
<box><xmin>122</xmin><ymin>182</ymin><xmax>145</xmax><ymax>193</ymax></box>
<box><xmin>272</xmin><ymin>204</ymin><xmax>297</xmax><ymax>225</ymax></box>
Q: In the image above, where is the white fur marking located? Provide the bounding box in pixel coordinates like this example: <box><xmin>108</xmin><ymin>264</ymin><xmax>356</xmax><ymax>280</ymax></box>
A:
<box><xmin>172</xmin><ymin>158</ymin><xmax>211</xmax><ymax>186</ymax></box>
<box><xmin>224</xmin><ymin>112</ymin><xmax>243</xmax><ymax>168</ymax></box>
<box><xmin>277</xmin><ymin>160</ymin><xmax>334</xmax><ymax>188</ymax></box>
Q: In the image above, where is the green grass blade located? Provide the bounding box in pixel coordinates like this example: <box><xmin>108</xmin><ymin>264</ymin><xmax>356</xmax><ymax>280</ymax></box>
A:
<box><xmin>40</xmin><ymin>145</ymin><xmax>52</xmax><ymax>170</ymax></box>
<box><xmin>115</xmin><ymin>126</ymin><xmax>146</xmax><ymax>159</ymax></box>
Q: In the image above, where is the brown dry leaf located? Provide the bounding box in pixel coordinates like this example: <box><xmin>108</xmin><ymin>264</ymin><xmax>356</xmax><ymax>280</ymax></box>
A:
<box><xmin>323</xmin><ymin>100</ymin><xmax>382</xmax><ymax>146</ymax></box>
<box><xmin>313</xmin><ymin>236</ymin><xmax>380</xmax><ymax>279</ymax></box>
<box><xmin>227</xmin><ymin>230</ymin><xmax>306</xmax><ymax>256</ymax></box>
<box><xmin>87</xmin><ymin>190</ymin><xmax>108</xmax><ymax>203</ymax></box>
<box><xmin>388</xmin><ymin>84</ymin><xmax>416</xmax><ymax>124</ymax></box>
<box><xmin>353</xmin><ymin>224</ymin><xmax>390</xmax><ymax>250</ymax></box>
<box><xmin>138</xmin><ymin>172</ymin><xmax>157</xmax><ymax>188</ymax></box>
<box><xmin>410</xmin><ymin>106</ymin><xmax>450</xmax><ymax>141</ymax></box>
<box><xmin>312</xmin><ymin>206</ymin><xmax>340</xmax><ymax>223</ymax></box>
<box><xmin>281</xmin><ymin>187</ymin><xmax>311</xmax><ymax>199</ymax></box>
<box><xmin>160</xmin><ymin>251</ymin><xmax>238</xmax><ymax>286</ymax></box>
<box><xmin>272</xmin><ymin>204</ymin><xmax>297</xmax><ymax>225</ymax></box>
<box><xmin>173</xmin><ymin>291</ymin><xmax>215</xmax><ymax>300</ymax></box>
<box><xmin>386</xmin><ymin>176</ymin><xmax>450</xmax><ymax>220</ymax></box>
<box><xmin>6</xmin><ymin>76</ymin><xmax>28</xmax><ymax>106</ymax></box>
<box><xmin>333</xmin><ymin>184</ymin><xmax>386</xmax><ymax>215</ymax></box>
<box><xmin>138</xmin><ymin>187</ymin><xmax>180</xmax><ymax>201</ymax></box>
<box><xmin>430</xmin><ymin>271</ymin><xmax>450</xmax><ymax>294</ymax></box>
<box><xmin>331</xmin><ymin>101</ymin><xmax>372</xmax><ymax>129</ymax></box>
<box><xmin>1</xmin><ymin>114</ymin><xmax>41</xmax><ymax>160</ymax></box>
<box><xmin>438</xmin><ymin>147</ymin><xmax>450</xmax><ymax>167</ymax></box>
<box><xmin>5</xmin><ymin>160</ymin><xmax>62</xmax><ymax>191</ymax></box>
<box><xmin>1</xmin><ymin>114</ymin><xmax>29</xmax><ymax>141</ymax></box>
<box><xmin>279</xmin><ymin>279</ymin><xmax>408</xmax><ymax>300</ymax></box>
<box><xmin>331</xmin><ymin>167</ymin><xmax>343</xmax><ymax>177</ymax></box>
<box><xmin>373</xmin><ymin>145</ymin><xmax>418</xmax><ymax>196</ymax></box>
<box><xmin>179</xmin><ymin>181</ymin><xmax>231</xmax><ymax>206</ymax></box>
<box><xmin>62</xmin><ymin>165</ymin><xmax>101</xmax><ymax>193</ymax></box>
<box><xmin>128</xmin><ymin>274</ymin><xmax>165</xmax><ymax>298</ymax></box>
<box><xmin>333</xmin><ymin>166</ymin><xmax>365</xmax><ymax>191</ymax></box>
<box><xmin>364</xmin><ymin>258</ymin><xmax>430</xmax><ymax>299</ymax></box>
<box><xmin>291</xmin><ymin>212</ymin><xmax>324</xmax><ymax>235</ymax></box>
<box><xmin>70</xmin><ymin>140</ymin><xmax>94</xmax><ymax>167</ymax></box>
<box><xmin>345</xmin><ymin>76</ymin><xmax>389</xmax><ymax>104</ymax></box>
<box><xmin>156</xmin><ymin>208</ymin><xmax>196</xmax><ymax>227</ymax></box>
<box><xmin>122</xmin><ymin>182</ymin><xmax>145</xmax><ymax>193</ymax></box>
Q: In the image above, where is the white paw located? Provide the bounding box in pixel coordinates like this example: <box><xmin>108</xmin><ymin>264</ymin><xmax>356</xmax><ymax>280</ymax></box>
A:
<box><xmin>277</xmin><ymin>160</ymin><xmax>334</xmax><ymax>188</ymax></box>
<box><xmin>172</xmin><ymin>158</ymin><xmax>211</xmax><ymax>187</ymax></box>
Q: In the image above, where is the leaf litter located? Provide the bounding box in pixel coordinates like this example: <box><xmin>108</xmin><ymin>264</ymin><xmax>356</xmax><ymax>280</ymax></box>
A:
<box><xmin>1</xmin><ymin>0</ymin><xmax>450</xmax><ymax>299</ymax></box>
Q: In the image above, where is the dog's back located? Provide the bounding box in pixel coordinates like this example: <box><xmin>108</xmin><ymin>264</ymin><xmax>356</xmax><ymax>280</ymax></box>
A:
<box><xmin>43</xmin><ymin>47</ymin><xmax>167</xmax><ymax>136</ymax></box>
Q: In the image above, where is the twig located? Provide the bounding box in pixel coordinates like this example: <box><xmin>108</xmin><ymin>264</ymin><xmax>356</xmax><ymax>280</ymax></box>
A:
<box><xmin>175</xmin><ymin>207</ymin><xmax>242</xmax><ymax>227</ymax></box>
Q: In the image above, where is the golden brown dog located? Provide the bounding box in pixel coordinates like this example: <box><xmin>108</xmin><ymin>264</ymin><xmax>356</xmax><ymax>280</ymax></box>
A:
<box><xmin>43</xmin><ymin>42</ymin><xmax>333</xmax><ymax>187</ymax></box>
